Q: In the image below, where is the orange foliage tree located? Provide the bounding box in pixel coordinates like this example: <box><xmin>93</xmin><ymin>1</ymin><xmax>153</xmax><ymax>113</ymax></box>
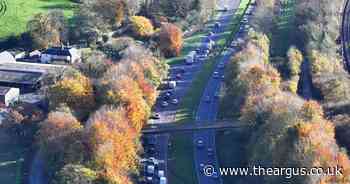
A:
<box><xmin>86</xmin><ymin>107</ymin><xmax>138</xmax><ymax>184</ymax></box>
<box><xmin>159</xmin><ymin>23</ymin><xmax>183</xmax><ymax>57</ymax></box>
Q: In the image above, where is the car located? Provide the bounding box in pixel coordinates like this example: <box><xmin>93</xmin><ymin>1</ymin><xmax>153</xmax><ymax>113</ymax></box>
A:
<box><xmin>171</xmin><ymin>98</ymin><xmax>179</xmax><ymax>105</ymax></box>
<box><xmin>161</xmin><ymin>101</ymin><xmax>169</xmax><ymax>107</ymax></box>
<box><xmin>196</xmin><ymin>138</ymin><xmax>204</xmax><ymax>148</ymax></box>
<box><xmin>213</xmin><ymin>72</ymin><xmax>220</xmax><ymax>79</ymax></box>
<box><xmin>158</xmin><ymin>170</ymin><xmax>165</xmax><ymax>177</ymax></box>
<box><xmin>144</xmin><ymin>136</ymin><xmax>157</xmax><ymax>146</ymax></box>
<box><xmin>160</xmin><ymin>176</ymin><xmax>167</xmax><ymax>184</ymax></box>
<box><xmin>176</xmin><ymin>73</ymin><xmax>182</xmax><ymax>80</ymax></box>
<box><xmin>218</xmin><ymin>63</ymin><xmax>224</xmax><ymax>69</ymax></box>
<box><xmin>150</xmin><ymin>113</ymin><xmax>160</xmax><ymax>119</ymax></box>
<box><xmin>146</xmin><ymin>165</ymin><xmax>155</xmax><ymax>175</ymax></box>
<box><xmin>205</xmin><ymin>96</ymin><xmax>211</xmax><ymax>103</ymax></box>
<box><xmin>207</xmin><ymin>148</ymin><xmax>214</xmax><ymax>156</ymax></box>
<box><xmin>221</xmin><ymin>75</ymin><xmax>225</xmax><ymax>80</ymax></box>
<box><xmin>145</xmin><ymin>176</ymin><xmax>153</xmax><ymax>184</ymax></box>
<box><xmin>214</xmin><ymin>92</ymin><xmax>220</xmax><ymax>98</ymax></box>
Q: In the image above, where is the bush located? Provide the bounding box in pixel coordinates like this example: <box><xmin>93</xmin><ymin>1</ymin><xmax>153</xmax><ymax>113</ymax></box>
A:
<box><xmin>287</xmin><ymin>46</ymin><xmax>303</xmax><ymax>76</ymax></box>
<box><xmin>129</xmin><ymin>16</ymin><xmax>154</xmax><ymax>38</ymax></box>
<box><xmin>159</xmin><ymin>23</ymin><xmax>183</xmax><ymax>57</ymax></box>
<box><xmin>53</xmin><ymin>164</ymin><xmax>98</xmax><ymax>184</ymax></box>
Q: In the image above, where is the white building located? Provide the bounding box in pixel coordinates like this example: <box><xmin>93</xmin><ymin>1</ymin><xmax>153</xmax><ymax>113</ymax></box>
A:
<box><xmin>0</xmin><ymin>51</ymin><xmax>16</xmax><ymax>63</ymax></box>
<box><xmin>40</xmin><ymin>47</ymin><xmax>81</xmax><ymax>64</ymax></box>
<box><xmin>0</xmin><ymin>87</ymin><xmax>20</xmax><ymax>107</ymax></box>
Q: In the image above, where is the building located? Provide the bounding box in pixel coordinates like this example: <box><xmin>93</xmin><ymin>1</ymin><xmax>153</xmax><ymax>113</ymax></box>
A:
<box><xmin>40</xmin><ymin>47</ymin><xmax>81</xmax><ymax>64</ymax></box>
<box><xmin>0</xmin><ymin>87</ymin><xmax>20</xmax><ymax>107</ymax></box>
<box><xmin>0</xmin><ymin>51</ymin><xmax>16</xmax><ymax>63</ymax></box>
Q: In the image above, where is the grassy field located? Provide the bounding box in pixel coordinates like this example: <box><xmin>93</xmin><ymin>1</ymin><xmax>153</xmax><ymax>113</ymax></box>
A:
<box><xmin>169</xmin><ymin>1</ymin><xmax>252</xmax><ymax>184</ymax></box>
<box><xmin>0</xmin><ymin>129</ymin><xmax>24</xmax><ymax>184</ymax></box>
<box><xmin>0</xmin><ymin>0</ymin><xmax>76</xmax><ymax>39</ymax></box>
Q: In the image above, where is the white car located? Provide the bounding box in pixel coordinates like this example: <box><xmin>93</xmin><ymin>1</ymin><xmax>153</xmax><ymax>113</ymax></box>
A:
<box><xmin>161</xmin><ymin>101</ymin><xmax>169</xmax><ymax>107</ymax></box>
<box><xmin>160</xmin><ymin>177</ymin><xmax>167</xmax><ymax>184</ymax></box>
<box><xmin>171</xmin><ymin>98</ymin><xmax>179</xmax><ymax>105</ymax></box>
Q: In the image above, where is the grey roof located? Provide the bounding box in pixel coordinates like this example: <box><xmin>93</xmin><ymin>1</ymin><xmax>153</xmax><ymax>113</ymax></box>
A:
<box><xmin>42</xmin><ymin>47</ymin><xmax>74</xmax><ymax>56</ymax></box>
<box><xmin>0</xmin><ymin>86</ymin><xmax>11</xmax><ymax>95</ymax></box>
<box><xmin>0</xmin><ymin>69</ymin><xmax>43</xmax><ymax>85</ymax></box>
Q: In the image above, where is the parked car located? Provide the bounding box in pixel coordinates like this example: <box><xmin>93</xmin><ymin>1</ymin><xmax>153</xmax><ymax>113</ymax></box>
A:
<box><xmin>196</xmin><ymin>138</ymin><xmax>205</xmax><ymax>148</ymax></box>
<box><xmin>205</xmin><ymin>96</ymin><xmax>211</xmax><ymax>103</ymax></box>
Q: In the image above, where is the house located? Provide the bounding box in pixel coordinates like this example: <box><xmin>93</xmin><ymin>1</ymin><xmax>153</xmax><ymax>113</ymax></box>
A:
<box><xmin>40</xmin><ymin>47</ymin><xmax>81</xmax><ymax>64</ymax></box>
<box><xmin>0</xmin><ymin>51</ymin><xmax>16</xmax><ymax>63</ymax></box>
<box><xmin>0</xmin><ymin>87</ymin><xmax>20</xmax><ymax>107</ymax></box>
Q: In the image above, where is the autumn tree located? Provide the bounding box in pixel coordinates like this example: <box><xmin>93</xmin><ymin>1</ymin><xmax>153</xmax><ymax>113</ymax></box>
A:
<box><xmin>52</xmin><ymin>164</ymin><xmax>98</xmax><ymax>184</ymax></box>
<box><xmin>129</xmin><ymin>16</ymin><xmax>154</xmax><ymax>38</ymax></box>
<box><xmin>37</xmin><ymin>111</ymin><xmax>86</xmax><ymax>177</ymax></box>
<box><xmin>48</xmin><ymin>70</ymin><xmax>95</xmax><ymax>119</ymax></box>
<box><xmin>27</xmin><ymin>10</ymin><xmax>67</xmax><ymax>49</ymax></box>
<box><xmin>159</xmin><ymin>23</ymin><xmax>183</xmax><ymax>57</ymax></box>
<box><xmin>85</xmin><ymin>107</ymin><xmax>138</xmax><ymax>184</ymax></box>
<box><xmin>287</xmin><ymin>46</ymin><xmax>303</xmax><ymax>76</ymax></box>
<box><xmin>76</xmin><ymin>51</ymin><xmax>113</xmax><ymax>79</ymax></box>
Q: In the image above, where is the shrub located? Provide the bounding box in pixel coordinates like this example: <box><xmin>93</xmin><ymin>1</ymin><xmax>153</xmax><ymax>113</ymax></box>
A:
<box><xmin>129</xmin><ymin>16</ymin><xmax>154</xmax><ymax>38</ymax></box>
<box><xmin>287</xmin><ymin>46</ymin><xmax>303</xmax><ymax>76</ymax></box>
<box><xmin>53</xmin><ymin>164</ymin><xmax>98</xmax><ymax>184</ymax></box>
<box><xmin>159</xmin><ymin>23</ymin><xmax>183</xmax><ymax>57</ymax></box>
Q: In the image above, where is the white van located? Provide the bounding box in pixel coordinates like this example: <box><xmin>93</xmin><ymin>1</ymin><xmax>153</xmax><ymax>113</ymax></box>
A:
<box><xmin>168</xmin><ymin>81</ymin><xmax>176</xmax><ymax>89</ymax></box>
<box><xmin>185</xmin><ymin>51</ymin><xmax>196</xmax><ymax>64</ymax></box>
<box><xmin>159</xmin><ymin>177</ymin><xmax>167</xmax><ymax>184</ymax></box>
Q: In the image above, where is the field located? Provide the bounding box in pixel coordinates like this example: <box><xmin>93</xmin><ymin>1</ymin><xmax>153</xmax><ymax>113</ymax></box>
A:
<box><xmin>0</xmin><ymin>0</ymin><xmax>76</xmax><ymax>40</ymax></box>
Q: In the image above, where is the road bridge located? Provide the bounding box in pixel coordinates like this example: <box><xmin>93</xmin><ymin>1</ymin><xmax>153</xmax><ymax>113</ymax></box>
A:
<box><xmin>142</xmin><ymin>120</ymin><xmax>251</xmax><ymax>134</ymax></box>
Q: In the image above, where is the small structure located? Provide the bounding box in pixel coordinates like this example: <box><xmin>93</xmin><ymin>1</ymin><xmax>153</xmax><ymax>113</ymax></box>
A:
<box><xmin>0</xmin><ymin>87</ymin><xmax>20</xmax><ymax>107</ymax></box>
<box><xmin>0</xmin><ymin>51</ymin><xmax>16</xmax><ymax>63</ymax></box>
<box><xmin>40</xmin><ymin>47</ymin><xmax>81</xmax><ymax>64</ymax></box>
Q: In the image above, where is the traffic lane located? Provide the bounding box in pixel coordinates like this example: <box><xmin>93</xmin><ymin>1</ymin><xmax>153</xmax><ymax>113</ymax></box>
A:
<box><xmin>194</xmin><ymin>130</ymin><xmax>219</xmax><ymax>184</ymax></box>
<box><xmin>151</xmin><ymin>11</ymin><xmax>235</xmax><ymax>124</ymax></box>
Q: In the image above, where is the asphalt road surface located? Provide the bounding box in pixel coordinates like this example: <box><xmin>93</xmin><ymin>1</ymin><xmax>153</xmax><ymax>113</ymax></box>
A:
<box><xmin>193</xmin><ymin>1</ymin><xmax>247</xmax><ymax>184</ymax></box>
<box><xmin>146</xmin><ymin>1</ymin><xmax>241</xmax><ymax>183</ymax></box>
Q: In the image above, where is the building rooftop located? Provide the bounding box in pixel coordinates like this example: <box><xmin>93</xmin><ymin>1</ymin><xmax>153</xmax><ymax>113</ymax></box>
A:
<box><xmin>42</xmin><ymin>47</ymin><xmax>74</xmax><ymax>56</ymax></box>
<box><xmin>0</xmin><ymin>86</ymin><xmax>11</xmax><ymax>95</ymax></box>
<box><xmin>0</xmin><ymin>69</ymin><xmax>43</xmax><ymax>85</ymax></box>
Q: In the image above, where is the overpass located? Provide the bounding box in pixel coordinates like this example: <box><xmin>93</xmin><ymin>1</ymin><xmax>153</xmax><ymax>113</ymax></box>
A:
<box><xmin>142</xmin><ymin>120</ymin><xmax>251</xmax><ymax>134</ymax></box>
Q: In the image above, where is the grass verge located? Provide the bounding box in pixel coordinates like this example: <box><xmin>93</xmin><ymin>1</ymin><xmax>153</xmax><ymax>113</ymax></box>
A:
<box><xmin>169</xmin><ymin>1</ymin><xmax>252</xmax><ymax>184</ymax></box>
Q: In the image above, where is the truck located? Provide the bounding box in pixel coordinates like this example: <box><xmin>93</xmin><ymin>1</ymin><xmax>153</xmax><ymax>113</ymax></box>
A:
<box><xmin>185</xmin><ymin>51</ymin><xmax>196</xmax><ymax>64</ymax></box>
